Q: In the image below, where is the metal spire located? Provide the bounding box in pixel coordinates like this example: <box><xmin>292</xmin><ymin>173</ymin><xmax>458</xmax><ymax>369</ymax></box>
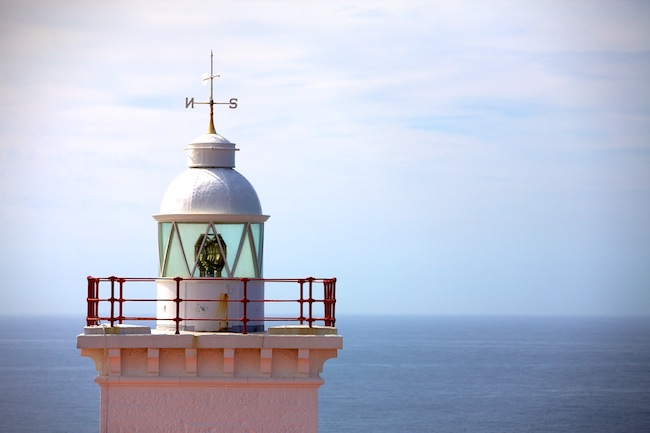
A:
<box><xmin>185</xmin><ymin>50</ymin><xmax>238</xmax><ymax>134</ymax></box>
<box><xmin>205</xmin><ymin>50</ymin><xmax>219</xmax><ymax>134</ymax></box>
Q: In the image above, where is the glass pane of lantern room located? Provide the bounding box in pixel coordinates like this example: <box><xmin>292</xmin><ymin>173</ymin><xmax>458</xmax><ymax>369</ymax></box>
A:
<box><xmin>214</xmin><ymin>224</ymin><xmax>245</xmax><ymax>276</ymax></box>
<box><xmin>176</xmin><ymin>223</ymin><xmax>210</xmax><ymax>277</ymax></box>
<box><xmin>233</xmin><ymin>229</ymin><xmax>256</xmax><ymax>277</ymax></box>
<box><xmin>158</xmin><ymin>223</ymin><xmax>172</xmax><ymax>274</ymax></box>
<box><xmin>164</xmin><ymin>229</ymin><xmax>190</xmax><ymax>277</ymax></box>
<box><xmin>250</xmin><ymin>223</ymin><xmax>263</xmax><ymax>272</ymax></box>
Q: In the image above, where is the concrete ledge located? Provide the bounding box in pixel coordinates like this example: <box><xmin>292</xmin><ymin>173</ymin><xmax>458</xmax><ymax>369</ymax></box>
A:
<box><xmin>84</xmin><ymin>325</ymin><xmax>151</xmax><ymax>335</ymax></box>
<box><xmin>78</xmin><ymin>331</ymin><xmax>342</xmax><ymax>350</ymax></box>
<box><xmin>267</xmin><ymin>325</ymin><xmax>338</xmax><ymax>336</ymax></box>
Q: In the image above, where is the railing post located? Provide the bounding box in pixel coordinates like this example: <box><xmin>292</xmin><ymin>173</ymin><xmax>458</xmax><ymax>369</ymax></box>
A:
<box><xmin>174</xmin><ymin>277</ymin><xmax>182</xmax><ymax>335</ymax></box>
<box><xmin>324</xmin><ymin>278</ymin><xmax>336</xmax><ymax>327</ymax></box>
<box><xmin>331</xmin><ymin>277</ymin><xmax>337</xmax><ymax>327</ymax></box>
<box><xmin>307</xmin><ymin>277</ymin><xmax>314</xmax><ymax>328</ymax></box>
<box><xmin>324</xmin><ymin>279</ymin><xmax>330</xmax><ymax>326</ymax></box>
<box><xmin>109</xmin><ymin>276</ymin><xmax>116</xmax><ymax>327</ymax></box>
<box><xmin>87</xmin><ymin>276</ymin><xmax>98</xmax><ymax>326</ymax></box>
<box><xmin>298</xmin><ymin>279</ymin><xmax>305</xmax><ymax>324</ymax></box>
<box><xmin>242</xmin><ymin>278</ymin><xmax>249</xmax><ymax>335</ymax></box>
<box><xmin>118</xmin><ymin>278</ymin><xmax>125</xmax><ymax>325</ymax></box>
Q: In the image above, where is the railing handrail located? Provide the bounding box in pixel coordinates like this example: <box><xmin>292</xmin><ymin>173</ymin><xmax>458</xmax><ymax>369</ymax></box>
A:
<box><xmin>86</xmin><ymin>276</ymin><xmax>336</xmax><ymax>334</ymax></box>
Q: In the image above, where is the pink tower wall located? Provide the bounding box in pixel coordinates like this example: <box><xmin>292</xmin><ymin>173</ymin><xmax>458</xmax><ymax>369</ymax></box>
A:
<box><xmin>78</xmin><ymin>328</ymin><xmax>341</xmax><ymax>433</ymax></box>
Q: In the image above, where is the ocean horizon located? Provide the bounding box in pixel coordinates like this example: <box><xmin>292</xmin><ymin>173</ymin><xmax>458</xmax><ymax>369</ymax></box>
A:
<box><xmin>1</xmin><ymin>314</ymin><xmax>649</xmax><ymax>432</ymax></box>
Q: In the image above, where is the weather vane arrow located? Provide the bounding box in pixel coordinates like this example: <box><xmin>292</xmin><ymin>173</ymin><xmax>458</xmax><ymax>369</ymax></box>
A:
<box><xmin>185</xmin><ymin>50</ymin><xmax>238</xmax><ymax>134</ymax></box>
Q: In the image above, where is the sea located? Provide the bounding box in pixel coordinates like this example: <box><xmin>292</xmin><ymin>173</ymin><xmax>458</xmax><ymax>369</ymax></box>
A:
<box><xmin>1</xmin><ymin>315</ymin><xmax>649</xmax><ymax>433</ymax></box>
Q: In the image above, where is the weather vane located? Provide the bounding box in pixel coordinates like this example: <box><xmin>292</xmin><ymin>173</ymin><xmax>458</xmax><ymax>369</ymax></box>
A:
<box><xmin>185</xmin><ymin>50</ymin><xmax>238</xmax><ymax>134</ymax></box>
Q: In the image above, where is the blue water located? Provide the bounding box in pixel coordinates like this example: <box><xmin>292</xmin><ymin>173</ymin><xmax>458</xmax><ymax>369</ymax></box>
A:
<box><xmin>1</xmin><ymin>316</ymin><xmax>649</xmax><ymax>432</ymax></box>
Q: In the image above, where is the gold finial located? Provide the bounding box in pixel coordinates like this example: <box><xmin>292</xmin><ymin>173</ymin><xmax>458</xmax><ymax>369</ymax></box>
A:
<box><xmin>185</xmin><ymin>50</ymin><xmax>238</xmax><ymax>134</ymax></box>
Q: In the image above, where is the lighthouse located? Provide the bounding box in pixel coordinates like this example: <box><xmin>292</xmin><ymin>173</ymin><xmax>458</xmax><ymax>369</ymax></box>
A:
<box><xmin>77</xmin><ymin>53</ymin><xmax>341</xmax><ymax>433</ymax></box>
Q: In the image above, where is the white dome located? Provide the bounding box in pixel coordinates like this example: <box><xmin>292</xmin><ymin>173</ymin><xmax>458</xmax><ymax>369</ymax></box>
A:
<box><xmin>159</xmin><ymin>167</ymin><xmax>262</xmax><ymax>215</ymax></box>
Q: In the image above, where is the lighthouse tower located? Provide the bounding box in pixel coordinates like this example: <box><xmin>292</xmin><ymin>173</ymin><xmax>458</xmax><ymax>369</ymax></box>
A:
<box><xmin>77</xmin><ymin>53</ymin><xmax>341</xmax><ymax>433</ymax></box>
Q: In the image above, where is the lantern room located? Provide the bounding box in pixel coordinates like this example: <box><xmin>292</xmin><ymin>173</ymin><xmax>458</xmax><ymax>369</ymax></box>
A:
<box><xmin>154</xmin><ymin>132</ymin><xmax>268</xmax><ymax>279</ymax></box>
<box><xmin>154</xmin><ymin>129</ymin><xmax>268</xmax><ymax>332</ymax></box>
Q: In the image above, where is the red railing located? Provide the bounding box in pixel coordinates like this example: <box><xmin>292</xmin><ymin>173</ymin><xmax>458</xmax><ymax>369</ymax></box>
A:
<box><xmin>86</xmin><ymin>276</ymin><xmax>336</xmax><ymax>334</ymax></box>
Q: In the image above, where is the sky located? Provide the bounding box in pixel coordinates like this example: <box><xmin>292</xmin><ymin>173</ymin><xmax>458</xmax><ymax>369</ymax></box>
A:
<box><xmin>1</xmin><ymin>0</ymin><xmax>649</xmax><ymax>317</ymax></box>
